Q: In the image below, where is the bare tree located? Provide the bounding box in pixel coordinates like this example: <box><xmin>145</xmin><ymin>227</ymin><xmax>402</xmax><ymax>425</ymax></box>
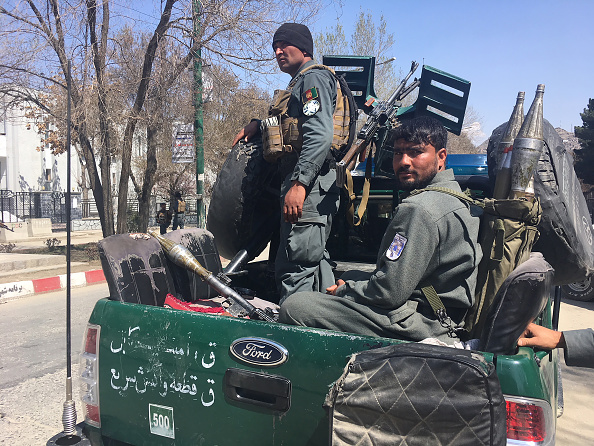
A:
<box><xmin>114</xmin><ymin>29</ymin><xmax>271</xmax><ymax>232</ymax></box>
<box><xmin>0</xmin><ymin>0</ymin><xmax>325</xmax><ymax>235</ymax></box>
<box><xmin>314</xmin><ymin>11</ymin><xmax>400</xmax><ymax>100</ymax></box>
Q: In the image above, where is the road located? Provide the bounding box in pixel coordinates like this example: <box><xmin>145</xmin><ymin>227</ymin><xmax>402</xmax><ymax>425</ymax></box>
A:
<box><xmin>0</xmin><ymin>283</ymin><xmax>108</xmax><ymax>445</ymax></box>
<box><xmin>0</xmin><ymin>284</ymin><xmax>593</xmax><ymax>445</ymax></box>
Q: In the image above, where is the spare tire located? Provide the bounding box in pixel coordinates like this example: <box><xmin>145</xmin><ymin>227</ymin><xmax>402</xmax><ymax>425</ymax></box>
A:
<box><xmin>207</xmin><ymin>136</ymin><xmax>280</xmax><ymax>260</ymax></box>
<box><xmin>560</xmin><ymin>277</ymin><xmax>594</xmax><ymax>302</ymax></box>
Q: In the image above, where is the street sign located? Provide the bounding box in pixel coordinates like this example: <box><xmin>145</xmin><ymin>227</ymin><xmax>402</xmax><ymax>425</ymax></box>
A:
<box><xmin>172</xmin><ymin>124</ymin><xmax>195</xmax><ymax>163</ymax></box>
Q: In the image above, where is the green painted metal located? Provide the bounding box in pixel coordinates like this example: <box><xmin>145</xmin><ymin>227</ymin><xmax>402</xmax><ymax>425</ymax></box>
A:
<box><xmin>322</xmin><ymin>55</ymin><xmax>377</xmax><ymax>110</ymax></box>
<box><xmin>88</xmin><ymin>299</ymin><xmax>403</xmax><ymax>445</ymax></box>
<box><xmin>86</xmin><ymin>296</ymin><xmax>557</xmax><ymax>445</ymax></box>
<box><xmin>414</xmin><ymin>65</ymin><xmax>471</xmax><ymax>136</ymax></box>
<box><xmin>193</xmin><ymin>0</ymin><xmax>205</xmax><ymax>228</ymax></box>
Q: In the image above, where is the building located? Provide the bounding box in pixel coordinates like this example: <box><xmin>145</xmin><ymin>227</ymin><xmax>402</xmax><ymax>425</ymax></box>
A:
<box><xmin>0</xmin><ymin>97</ymin><xmax>80</xmax><ymax>193</ymax></box>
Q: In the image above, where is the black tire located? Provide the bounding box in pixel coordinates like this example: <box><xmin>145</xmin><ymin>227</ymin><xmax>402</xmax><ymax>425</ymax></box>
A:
<box><xmin>207</xmin><ymin>137</ymin><xmax>280</xmax><ymax>260</ymax></box>
<box><xmin>560</xmin><ymin>276</ymin><xmax>594</xmax><ymax>302</ymax></box>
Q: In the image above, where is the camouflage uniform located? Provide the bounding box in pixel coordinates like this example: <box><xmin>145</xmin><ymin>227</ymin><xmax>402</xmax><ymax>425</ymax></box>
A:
<box><xmin>279</xmin><ymin>169</ymin><xmax>482</xmax><ymax>344</ymax></box>
<box><xmin>276</xmin><ymin>60</ymin><xmax>340</xmax><ymax>303</ymax></box>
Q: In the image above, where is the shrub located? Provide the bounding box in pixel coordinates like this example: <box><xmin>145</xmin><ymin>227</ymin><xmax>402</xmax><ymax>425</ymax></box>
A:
<box><xmin>0</xmin><ymin>242</ymin><xmax>16</xmax><ymax>253</ymax></box>
<box><xmin>45</xmin><ymin>237</ymin><xmax>62</xmax><ymax>251</ymax></box>
<box><xmin>85</xmin><ymin>244</ymin><xmax>100</xmax><ymax>261</ymax></box>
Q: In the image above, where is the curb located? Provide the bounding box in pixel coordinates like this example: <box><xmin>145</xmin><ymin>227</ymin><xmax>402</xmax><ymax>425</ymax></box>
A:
<box><xmin>0</xmin><ymin>269</ymin><xmax>106</xmax><ymax>302</ymax></box>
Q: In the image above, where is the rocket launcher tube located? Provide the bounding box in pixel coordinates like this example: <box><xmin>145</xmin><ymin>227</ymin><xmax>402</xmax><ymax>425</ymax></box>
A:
<box><xmin>509</xmin><ymin>84</ymin><xmax>545</xmax><ymax>199</ymax></box>
<box><xmin>149</xmin><ymin>231</ymin><xmax>276</xmax><ymax>322</ymax></box>
<box><xmin>495</xmin><ymin>92</ymin><xmax>525</xmax><ymax>172</ymax></box>
<box><xmin>492</xmin><ymin>92</ymin><xmax>525</xmax><ymax>199</ymax></box>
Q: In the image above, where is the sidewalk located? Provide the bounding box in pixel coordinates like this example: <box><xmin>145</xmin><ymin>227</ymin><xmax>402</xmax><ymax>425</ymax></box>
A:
<box><xmin>0</xmin><ymin>229</ymin><xmax>106</xmax><ymax>302</ymax></box>
<box><xmin>0</xmin><ymin>228</ymin><xmax>267</xmax><ymax>303</ymax></box>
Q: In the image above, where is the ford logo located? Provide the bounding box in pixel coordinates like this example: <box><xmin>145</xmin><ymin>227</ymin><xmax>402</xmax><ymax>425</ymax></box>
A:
<box><xmin>229</xmin><ymin>338</ymin><xmax>289</xmax><ymax>367</ymax></box>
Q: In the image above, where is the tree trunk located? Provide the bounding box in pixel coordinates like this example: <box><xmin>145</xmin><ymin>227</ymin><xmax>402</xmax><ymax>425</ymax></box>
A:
<box><xmin>115</xmin><ymin>0</ymin><xmax>176</xmax><ymax>234</ymax></box>
<box><xmin>136</xmin><ymin>123</ymin><xmax>159</xmax><ymax>232</ymax></box>
<box><xmin>76</xmin><ymin>129</ymin><xmax>113</xmax><ymax>236</ymax></box>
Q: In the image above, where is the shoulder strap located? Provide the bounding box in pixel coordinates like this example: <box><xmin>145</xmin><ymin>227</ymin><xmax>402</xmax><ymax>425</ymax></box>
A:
<box><xmin>287</xmin><ymin>64</ymin><xmax>335</xmax><ymax>89</ymax></box>
<box><xmin>408</xmin><ymin>186</ymin><xmax>484</xmax><ymax>208</ymax></box>
<box><xmin>345</xmin><ymin>146</ymin><xmax>373</xmax><ymax>227</ymax></box>
<box><xmin>421</xmin><ymin>285</ymin><xmax>462</xmax><ymax>339</ymax></box>
<box><xmin>411</xmin><ymin>186</ymin><xmax>481</xmax><ymax>339</ymax></box>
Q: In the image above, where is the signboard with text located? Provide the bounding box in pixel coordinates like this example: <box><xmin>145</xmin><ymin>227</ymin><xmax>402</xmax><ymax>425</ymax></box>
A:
<box><xmin>172</xmin><ymin>124</ymin><xmax>194</xmax><ymax>164</ymax></box>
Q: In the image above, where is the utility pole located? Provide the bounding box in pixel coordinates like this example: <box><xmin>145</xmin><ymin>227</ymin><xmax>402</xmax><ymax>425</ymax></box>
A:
<box><xmin>193</xmin><ymin>0</ymin><xmax>205</xmax><ymax>228</ymax></box>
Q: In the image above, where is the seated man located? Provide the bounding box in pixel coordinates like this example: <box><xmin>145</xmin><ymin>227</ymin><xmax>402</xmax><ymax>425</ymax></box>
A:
<box><xmin>279</xmin><ymin>116</ymin><xmax>482</xmax><ymax>343</ymax></box>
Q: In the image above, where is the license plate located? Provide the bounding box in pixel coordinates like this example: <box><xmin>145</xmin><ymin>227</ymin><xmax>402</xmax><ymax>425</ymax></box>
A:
<box><xmin>149</xmin><ymin>404</ymin><xmax>175</xmax><ymax>439</ymax></box>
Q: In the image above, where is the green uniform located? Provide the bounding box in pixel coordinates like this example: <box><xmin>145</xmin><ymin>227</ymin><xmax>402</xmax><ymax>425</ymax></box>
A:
<box><xmin>276</xmin><ymin>60</ymin><xmax>340</xmax><ymax>303</ymax></box>
<box><xmin>279</xmin><ymin>169</ymin><xmax>482</xmax><ymax>343</ymax></box>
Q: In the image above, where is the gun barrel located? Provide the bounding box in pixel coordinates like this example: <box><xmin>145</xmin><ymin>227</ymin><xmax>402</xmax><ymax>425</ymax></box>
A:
<box><xmin>204</xmin><ymin>274</ymin><xmax>276</xmax><ymax>322</ymax></box>
<box><xmin>387</xmin><ymin>61</ymin><xmax>419</xmax><ymax>105</ymax></box>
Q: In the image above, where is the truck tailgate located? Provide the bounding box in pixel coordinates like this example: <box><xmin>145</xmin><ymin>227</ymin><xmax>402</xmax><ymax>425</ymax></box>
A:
<box><xmin>90</xmin><ymin>298</ymin><xmax>401</xmax><ymax>445</ymax></box>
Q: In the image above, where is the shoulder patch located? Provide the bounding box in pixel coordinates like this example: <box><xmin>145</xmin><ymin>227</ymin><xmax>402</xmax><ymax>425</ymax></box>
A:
<box><xmin>303</xmin><ymin>99</ymin><xmax>320</xmax><ymax>116</ymax></box>
<box><xmin>386</xmin><ymin>233</ymin><xmax>407</xmax><ymax>260</ymax></box>
<box><xmin>302</xmin><ymin>87</ymin><xmax>318</xmax><ymax>104</ymax></box>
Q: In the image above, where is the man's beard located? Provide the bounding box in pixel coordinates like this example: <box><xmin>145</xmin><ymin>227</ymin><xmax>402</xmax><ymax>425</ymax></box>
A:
<box><xmin>395</xmin><ymin>166</ymin><xmax>438</xmax><ymax>191</ymax></box>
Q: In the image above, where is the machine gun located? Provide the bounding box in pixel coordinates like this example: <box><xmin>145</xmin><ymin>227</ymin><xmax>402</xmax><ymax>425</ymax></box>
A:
<box><xmin>322</xmin><ymin>55</ymin><xmax>471</xmax><ymax>225</ymax></box>
<box><xmin>335</xmin><ymin>61</ymin><xmax>420</xmax><ymax>188</ymax></box>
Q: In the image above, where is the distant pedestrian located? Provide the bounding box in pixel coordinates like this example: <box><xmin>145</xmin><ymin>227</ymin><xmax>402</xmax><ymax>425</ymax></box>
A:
<box><xmin>171</xmin><ymin>191</ymin><xmax>186</xmax><ymax>230</ymax></box>
<box><xmin>156</xmin><ymin>203</ymin><xmax>171</xmax><ymax>235</ymax></box>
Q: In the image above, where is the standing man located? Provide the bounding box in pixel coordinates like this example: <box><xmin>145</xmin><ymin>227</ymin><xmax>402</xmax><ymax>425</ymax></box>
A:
<box><xmin>280</xmin><ymin>117</ymin><xmax>482</xmax><ymax>343</ymax></box>
<box><xmin>171</xmin><ymin>191</ymin><xmax>186</xmax><ymax>230</ymax></box>
<box><xmin>156</xmin><ymin>202</ymin><xmax>170</xmax><ymax>235</ymax></box>
<box><xmin>232</xmin><ymin>23</ymin><xmax>340</xmax><ymax>303</ymax></box>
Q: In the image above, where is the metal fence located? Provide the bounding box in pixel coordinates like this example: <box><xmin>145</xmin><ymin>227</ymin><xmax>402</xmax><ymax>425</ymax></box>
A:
<box><xmin>0</xmin><ymin>190</ymin><xmax>79</xmax><ymax>223</ymax></box>
<box><xmin>0</xmin><ymin>190</ymin><xmax>202</xmax><ymax>228</ymax></box>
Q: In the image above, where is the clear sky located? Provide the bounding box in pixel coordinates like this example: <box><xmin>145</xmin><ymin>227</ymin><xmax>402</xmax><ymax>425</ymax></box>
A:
<box><xmin>301</xmin><ymin>0</ymin><xmax>593</xmax><ymax>142</ymax></box>
<box><xmin>115</xmin><ymin>0</ymin><xmax>592</xmax><ymax>143</ymax></box>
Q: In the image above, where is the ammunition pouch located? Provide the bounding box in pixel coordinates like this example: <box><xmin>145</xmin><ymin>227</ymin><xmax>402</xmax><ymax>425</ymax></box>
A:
<box><xmin>262</xmin><ymin>89</ymin><xmax>303</xmax><ymax>163</ymax></box>
<box><xmin>261</xmin><ymin>64</ymin><xmax>354</xmax><ymax>164</ymax></box>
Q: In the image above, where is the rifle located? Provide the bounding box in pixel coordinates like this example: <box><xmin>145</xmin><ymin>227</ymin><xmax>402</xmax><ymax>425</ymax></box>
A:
<box><xmin>336</xmin><ymin>61</ymin><xmax>420</xmax><ymax>188</ymax></box>
<box><xmin>149</xmin><ymin>231</ymin><xmax>276</xmax><ymax>322</ymax></box>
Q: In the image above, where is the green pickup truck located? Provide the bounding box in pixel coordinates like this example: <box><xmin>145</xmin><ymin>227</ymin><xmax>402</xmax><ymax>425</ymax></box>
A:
<box><xmin>76</xmin><ymin>154</ymin><xmax>561</xmax><ymax>446</ymax></box>
<box><xmin>78</xmin><ymin>221</ymin><xmax>559</xmax><ymax>446</ymax></box>
<box><xmin>71</xmin><ymin>58</ymin><xmax>575</xmax><ymax>446</ymax></box>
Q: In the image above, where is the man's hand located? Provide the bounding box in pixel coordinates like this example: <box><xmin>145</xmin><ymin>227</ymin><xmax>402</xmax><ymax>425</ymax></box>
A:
<box><xmin>283</xmin><ymin>181</ymin><xmax>306</xmax><ymax>223</ymax></box>
<box><xmin>517</xmin><ymin>323</ymin><xmax>566</xmax><ymax>350</ymax></box>
<box><xmin>232</xmin><ymin>120</ymin><xmax>260</xmax><ymax>146</ymax></box>
<box><xmin>326</xmin><ymin>279</ymin><xmax>345</xmax><ymax>295</ymax></box>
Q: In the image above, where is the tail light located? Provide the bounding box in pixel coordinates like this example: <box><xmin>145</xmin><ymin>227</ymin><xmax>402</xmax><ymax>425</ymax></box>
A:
<box><xmin>80</xmin><ymin>324</ymin><xmax>101</xmax><ymax>427</ymax></box>
<box><xmin>505</xmin><ymin>395</ymin><xmax>554</xmax><ymax>445</ymax></box>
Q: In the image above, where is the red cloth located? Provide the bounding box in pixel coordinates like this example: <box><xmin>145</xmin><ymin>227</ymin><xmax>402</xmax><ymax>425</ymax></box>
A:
<box><xmin>164</xmin><ymin>294</ymin><xmax>230</xmax><ymax>315</ymax></box>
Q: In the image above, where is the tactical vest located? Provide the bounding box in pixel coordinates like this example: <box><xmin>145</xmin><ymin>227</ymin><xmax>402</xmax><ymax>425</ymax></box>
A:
<box><xmin>261</xmin><ymin>64</ymin><xmax>354</xmax><ymax>163</ymax></box>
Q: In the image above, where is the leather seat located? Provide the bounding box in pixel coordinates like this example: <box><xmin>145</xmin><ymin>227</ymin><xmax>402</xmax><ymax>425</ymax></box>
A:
<box><xmin>478</xmin><ymin>252</ymin><xmax>554</xmax><ymax>355</ymax></box>
<box><xmin>98</xmin><ymin>234</ymin><xmax>175</xmax><ymax>306</ymax></box>
<box><xmin>164</xmin><ymin>228</ymin><xmax>223</xmax><ymax>301</ymax></box>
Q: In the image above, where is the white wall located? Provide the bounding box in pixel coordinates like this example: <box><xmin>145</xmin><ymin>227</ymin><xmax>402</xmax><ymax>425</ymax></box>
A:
<box><xmin>0</xmin><ymin>104</ymin><xmax>81</xmax><ymax>192</ymax></box>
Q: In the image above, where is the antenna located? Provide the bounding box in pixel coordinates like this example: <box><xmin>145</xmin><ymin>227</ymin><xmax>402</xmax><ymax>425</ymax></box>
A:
<box><xmin>47</xmin><ymin>59</ymin><xmax>90</xmax><ymax>446</ymax></box>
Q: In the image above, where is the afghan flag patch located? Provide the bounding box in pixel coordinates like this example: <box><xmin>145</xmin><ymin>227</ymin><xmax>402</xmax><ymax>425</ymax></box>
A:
<box><xmin>302</xmin><ymin>87</ymin><xmax>319</xmax><ymax>104</ymax></box>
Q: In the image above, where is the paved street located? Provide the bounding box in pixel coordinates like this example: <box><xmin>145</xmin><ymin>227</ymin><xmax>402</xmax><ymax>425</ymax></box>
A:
<box><xmin>0</xmin><ymin>283</ymin><xmax>108</xmax><ymax>444</ymax></box>
<box><xmin>0</xmin><ymin>284</ymin><xmax>593</xmax><ymax>444</ymax></box>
